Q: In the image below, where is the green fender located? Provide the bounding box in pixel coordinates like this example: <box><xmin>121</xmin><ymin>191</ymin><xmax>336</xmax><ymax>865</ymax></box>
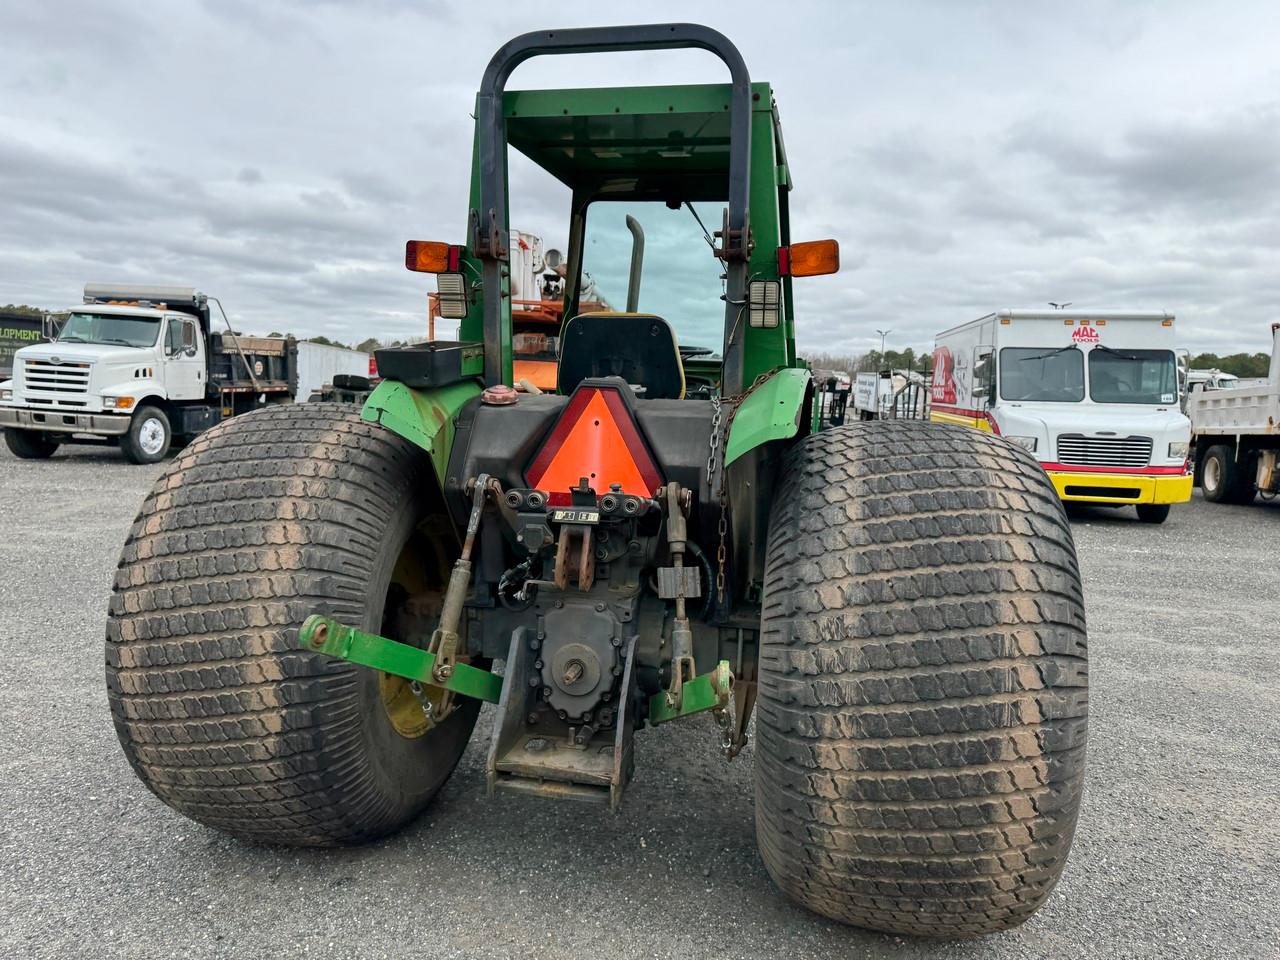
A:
<box><xmin>360</xmin><ymin>379</ymin><xmax>482</xmax><ymax>485</ymax></box>
<box><xmin>724</xmin><ymin>367</ymin><xmax>813</xmax><ymax>466</ymax></box>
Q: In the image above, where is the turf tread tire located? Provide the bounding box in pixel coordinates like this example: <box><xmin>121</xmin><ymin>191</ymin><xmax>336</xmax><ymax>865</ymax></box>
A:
<box><xmin>754</xmin><ymin>420</ymin><xmax>1087</xmax><ymax>938</ymax></box>
<box><xmin>106</xmin><ymin>402</ymin><xmax>478</xmax><ymax>846</ymax></box>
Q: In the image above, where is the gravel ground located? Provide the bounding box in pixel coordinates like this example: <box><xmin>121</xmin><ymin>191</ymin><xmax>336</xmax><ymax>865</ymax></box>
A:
<box><xmin>1</xmin><ymin>443</ymin><xmax>1277</xmax><ymax>960</ymax></box>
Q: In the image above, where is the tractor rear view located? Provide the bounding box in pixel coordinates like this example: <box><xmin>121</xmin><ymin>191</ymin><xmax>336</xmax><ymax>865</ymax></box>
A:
<box><xmin>105</xmin><ymin>24</ymin><xmax>1087</xmax><ymax>938</ymax></box>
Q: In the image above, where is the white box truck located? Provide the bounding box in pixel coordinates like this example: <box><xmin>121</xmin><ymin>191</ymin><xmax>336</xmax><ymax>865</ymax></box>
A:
<box><xmin>1185</xmin><ymin>323</ymin><xmax>1280</xmax><ymax>505</ymax></box>
<box><xmin>929</xmin><ymin>309</ymin><xmax>1192</xmax><ymax>523</ymax></box>
<box><xmin>0</xmin><ymin>284</ymin><xmax>297</xmax><ymax>463</ymax></box>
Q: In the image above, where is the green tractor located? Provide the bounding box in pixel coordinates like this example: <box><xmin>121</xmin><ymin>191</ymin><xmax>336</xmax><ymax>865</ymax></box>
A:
<box><xmin>105</xmin><ymin>24</ymin><xmax>1087</xmax><ymax>937</ymax></box>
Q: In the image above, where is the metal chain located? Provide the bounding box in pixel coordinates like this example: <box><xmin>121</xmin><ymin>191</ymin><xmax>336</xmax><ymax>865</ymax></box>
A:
<box><xmin>705</xmin><ymin>396</ymin><xmax>722</xmax><ymax>492</ymax></box>
<box><xmin>706</xmin><ymin>396</ymin><xmax>726</xmax><ymax>602</ymax></box>
<box><xmin>710</xmin><ymin>370</ymin><xmax>779</xmax><ymax>606</ymax></box>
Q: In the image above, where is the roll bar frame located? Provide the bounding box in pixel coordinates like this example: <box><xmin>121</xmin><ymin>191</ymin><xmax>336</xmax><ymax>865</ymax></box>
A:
<box><xmin>472</xmin><ymin>23</ymin><xmax>753</xmax><ymax>391</ymax></box>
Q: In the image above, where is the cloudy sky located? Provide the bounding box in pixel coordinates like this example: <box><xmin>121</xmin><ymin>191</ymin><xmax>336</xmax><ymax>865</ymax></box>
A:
<box><xmin>3</xmin><ymin>1</ymin><xmax>1278</xmax><ymax>359</ymax></box>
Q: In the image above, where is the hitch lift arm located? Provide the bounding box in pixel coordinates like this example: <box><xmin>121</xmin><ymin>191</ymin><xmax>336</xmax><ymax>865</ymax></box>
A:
<box><xmin>299</xmin><ymin>615</ymin><xmax>503</xmax><ymax>704</ymax></box>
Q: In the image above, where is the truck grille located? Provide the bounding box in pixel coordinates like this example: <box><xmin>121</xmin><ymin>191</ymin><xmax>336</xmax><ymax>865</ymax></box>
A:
<box><xmin>1056</xmin><ymin>434</ymin><xmax>1152</xmax><ymax>468</ymax></box>
<box><xmin>20</xmin><ymin>359</ymin><xmax>91</xmax><ymax>399</ymax></box>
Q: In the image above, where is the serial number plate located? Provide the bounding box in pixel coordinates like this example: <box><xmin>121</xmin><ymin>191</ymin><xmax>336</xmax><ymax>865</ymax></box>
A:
<box><xmin>550</xmin><ymin>508</ymin><xmax>600</xmax><ymax>524</ymax></box>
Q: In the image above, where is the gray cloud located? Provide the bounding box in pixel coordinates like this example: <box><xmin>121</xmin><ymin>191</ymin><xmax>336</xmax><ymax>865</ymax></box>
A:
<box><xmin>1</xmin><ymin>0</ymin><xmax>1277</xmax><ymax>360</ymax></box>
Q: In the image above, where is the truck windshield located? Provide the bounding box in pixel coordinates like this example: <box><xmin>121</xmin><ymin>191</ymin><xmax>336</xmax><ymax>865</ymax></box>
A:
<box><xmin>57</xmin><ymin>312</ymin><xmax>161</xmax><ymax>348</ymax></box>
<box><xmin>999</xmin><ymin>346</ymin><xmax>1084</xmax><ymax>402</ymax></box>
<box><xmin>1089</xmin><ymin>347</ymin><xmax>1178</xmax><ymax>404</ymax></box>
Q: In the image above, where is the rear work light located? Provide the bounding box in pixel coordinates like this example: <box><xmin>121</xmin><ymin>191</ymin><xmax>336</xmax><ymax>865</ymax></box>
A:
<box><xmin>525</xmin><ymin>382</ymin><xmax>663</xmax><ymax>506</ymax></box>
<box><xmin>748</xmin><ymin>280</ymin><xmax>780</xmax><ymax>328</ymax></box>
<box><xmin>435</xmin><ymin>272</ymin><xmax>469</xmax><ymax>319</ymax></box>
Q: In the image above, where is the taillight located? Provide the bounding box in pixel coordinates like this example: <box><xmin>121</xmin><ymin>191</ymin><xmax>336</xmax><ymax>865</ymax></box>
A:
<box><xmin>525</xmin><ymin>382</ymin><xmax>662</xmax><ymax>506</ymax></box>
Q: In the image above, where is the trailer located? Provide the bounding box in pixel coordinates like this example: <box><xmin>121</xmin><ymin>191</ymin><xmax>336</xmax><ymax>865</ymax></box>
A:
<box><xmin>1186</xmin><ymin>323</ymin><xmax>1280</xmax><ymax>504</ymax></box>
<box><xmin>931</xmin><ymin>309</ymin><xmax>1192</xmax><ymax>523</ymax></box>
<box><xmin>1</xmin><ymin>285</ymin><xmax>296</xmax><ymax>463</ymax></box>
<box><xmin>295</xmin><ymin>340</ymin><xmax>373</xmax><ymax>401</ymax></box>
<box><xmin>0</xmin><ymin>312</ymin><xmax>52</xmax><ymax>380</ymax></box>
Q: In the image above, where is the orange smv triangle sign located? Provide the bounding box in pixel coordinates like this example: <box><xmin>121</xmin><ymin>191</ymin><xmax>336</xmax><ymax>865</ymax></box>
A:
<box><xmin>526</xmin><ymin>387</ymin><xmax>661</xmax><ymax>504</ymax></box>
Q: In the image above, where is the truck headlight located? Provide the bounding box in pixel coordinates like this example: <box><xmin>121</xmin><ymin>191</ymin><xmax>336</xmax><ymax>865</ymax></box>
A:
<box><xmin>103</xmin><ymin>396</ymin><xmax>136</xmax><ymax>410</ymax></box>
<box><xmin>1005</xmin><ymin>435</ymin><xmax>1037</xmax><ymax>452</ymax></box>
<box><xmin>1168</xmin><ymin>441</ymin><xmax>1189</xmax><ymax>459</ymax></box>
<box><xmin>0</xmin><ymin>388</ymin><xmax>11</xmax><ymax>401</ymax></box>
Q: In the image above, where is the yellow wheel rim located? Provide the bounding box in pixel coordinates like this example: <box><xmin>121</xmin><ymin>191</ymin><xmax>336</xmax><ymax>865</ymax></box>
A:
<box><xmin>378</xmin><ymin>522</ymin><xmax>452</xmax><ymax>740</ymax></box>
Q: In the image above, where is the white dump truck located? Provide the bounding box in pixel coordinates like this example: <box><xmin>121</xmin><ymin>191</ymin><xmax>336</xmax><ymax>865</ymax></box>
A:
<box><xmin>1186</xmin><ymin>323</ymin><xmax>1280</xmax><ymax>505</ymax></box>
<box><xmin>0</xmin><ymin>284</ymin><xmax>297</xmax><ymax>463</ymax></box>
<box><xmin>930</xmin><ymin>309</ymin><xmax>1193</xmax><ymax>523</ymax></box>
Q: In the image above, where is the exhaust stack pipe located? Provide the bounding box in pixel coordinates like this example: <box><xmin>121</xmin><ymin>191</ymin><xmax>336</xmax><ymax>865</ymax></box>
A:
<box><xmin>625</xmin><ymin>215</ymin><xmax>644</xmax><ymax>313</ymax></box>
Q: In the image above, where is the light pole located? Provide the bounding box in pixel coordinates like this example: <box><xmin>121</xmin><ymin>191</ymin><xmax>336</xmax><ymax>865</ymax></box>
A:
<box><xmin>875</xmin><ymin>329</ymin><xmax>892</xmax><ymax>367</ymax></box>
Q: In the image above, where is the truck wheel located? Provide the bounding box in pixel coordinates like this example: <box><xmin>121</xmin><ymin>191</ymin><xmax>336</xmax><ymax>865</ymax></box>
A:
<box><xmin>1200</xmin><ymin>444</ymin><xmax>1255</xmax><ymax>504</ymax></box>
<box><xmin>3</xmin><ymin>428</ymin><xmax>59</xmax><ymax>459</ymax></box>
<box><xmin>105</xmin><ymin>403</ymin><xmax>480</xmax><ymax>846</ymax></box>
<box><xmin>121</xmin><ymin>405</ymin><xmax>171</xmax><ymax>464</ymax></box>
<box><xmin>1135</xmin><ymin>503</ymin><xmax>1170</xmax><ymax>524</ymax></box>
<box><xmin>755</xmin><ymin>420</ymin><xmax>1088</xmax><ymax>937</ymax></box>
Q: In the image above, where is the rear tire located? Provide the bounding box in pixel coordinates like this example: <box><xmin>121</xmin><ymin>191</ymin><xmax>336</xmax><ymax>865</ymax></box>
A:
<box><xmin>3</xmin><ymin>428</ymin><xmax>59</xmax><ymax>459</ymax></box>
<box><xmin>1200</xmin><ymin>444</ymin><xmax>1255</xmax><ymax>504</ymax></box>
<box><xmin>106</xmin><ymin>403</ymin><xmax>480</xmax><ymax>845</ymax></box>
<box><xmin>1135</xmin><ymin>503</ymin><xmax>1170</xmax><ymax>524</ymax></box>
<box><xmin>120</xmin><ymin>405</ymin><xmax>171</xmax><ymax>464</ymax></box>
<box><xmin>755</xmin><ymin>420</ymin><xmax>1088</xmax><ymax>937</ymax></box>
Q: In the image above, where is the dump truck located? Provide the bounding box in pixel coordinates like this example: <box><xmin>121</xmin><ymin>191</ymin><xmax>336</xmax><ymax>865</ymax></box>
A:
<box><xmin>1</xmin><ymin>285</ymin><xmax>296</xmax><ymax>462</ymax></box>
<box><xmin>931</xmin><ymin>309</ymin><xmax>1192</xmax><ymax>523</ymax></box>
<box><xmin>1187</xmin><ymin>322</ymin><xmax>1280</xmax><ymax>504</ymax></box>
<box><xmin>104</xmin><ymin>25</ymin><xmax>1088</xmax><ymax>939</ymax></box>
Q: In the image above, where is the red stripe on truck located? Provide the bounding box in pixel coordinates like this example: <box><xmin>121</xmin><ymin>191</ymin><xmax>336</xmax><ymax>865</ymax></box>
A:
<box><xmin>1039</xmin><ymin>462</ymin><xmax>1188</xmax><ymax>476</ymax></box>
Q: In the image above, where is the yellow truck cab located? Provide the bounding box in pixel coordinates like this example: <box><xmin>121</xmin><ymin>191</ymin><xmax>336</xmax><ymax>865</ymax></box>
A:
<box><xmin>930</xmin><ymin>309</ymin><xmax>1193</xmax><ymax>523</ymax></box>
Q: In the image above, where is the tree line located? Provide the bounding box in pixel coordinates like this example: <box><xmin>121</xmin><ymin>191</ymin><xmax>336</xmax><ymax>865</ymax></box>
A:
<box><xmin>807</xmin><ymin>348</ymin><xmax>934</xmax><ymax>377</ymax></box>
<box><xmin>1186</xmin><ymin>352</ymin><xmax>1271</xmax><ymax>378</ymax></box>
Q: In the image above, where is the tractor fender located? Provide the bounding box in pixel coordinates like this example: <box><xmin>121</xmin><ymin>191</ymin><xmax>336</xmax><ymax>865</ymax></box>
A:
<box><xmin>360</xmin><ymin>379</ymin><xmax>483</xmax><ymax>487</ymax></box>
<box><xmin>724</xmin><ymin>367</ymin><xmax>813</xmax><ymax>466</ymax></box>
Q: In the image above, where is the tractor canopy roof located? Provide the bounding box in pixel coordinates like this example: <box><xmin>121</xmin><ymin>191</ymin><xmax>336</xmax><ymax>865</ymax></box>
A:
<box><xmin>502</xmin><ymin>81</ymin><xmax>778</xmax><ymax>204</ymax></box>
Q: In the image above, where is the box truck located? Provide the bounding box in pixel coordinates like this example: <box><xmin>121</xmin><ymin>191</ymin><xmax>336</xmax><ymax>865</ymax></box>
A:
<box><xmin>930</xmin><ymin>309</ymin><xmax>1192</xmax><ymax>523</ymax></box>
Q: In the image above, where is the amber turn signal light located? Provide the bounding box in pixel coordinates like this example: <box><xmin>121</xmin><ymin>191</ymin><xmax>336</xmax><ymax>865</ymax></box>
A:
<box><xmin>405</xmin><ymin>240</ymin><xmax>460</xmax><ymax>273</ymax></box>
<box><xmin>779</xmin><ymin>239</ymin><xmax>839</xmax><ymax>277</ymax></box>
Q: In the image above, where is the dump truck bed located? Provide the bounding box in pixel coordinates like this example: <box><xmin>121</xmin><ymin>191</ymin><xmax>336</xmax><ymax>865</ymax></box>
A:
<box><xmin>1187</xmin><ymin>384</ymin><xmax>1280</xmax><ymax>436</ymax></box>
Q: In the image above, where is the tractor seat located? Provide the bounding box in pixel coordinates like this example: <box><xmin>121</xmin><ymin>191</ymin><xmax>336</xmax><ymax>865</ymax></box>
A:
<box><xmin>556</xmin><ymin>313</ymin><xmax>686</xmax><ymax>399</ymax></box>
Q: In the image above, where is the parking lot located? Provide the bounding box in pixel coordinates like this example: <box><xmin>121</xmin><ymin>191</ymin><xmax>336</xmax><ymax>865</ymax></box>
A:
<box><xmin>1</xmin><ymin>444</ymin><xmax>1277</xmax><ymax>960</ymax></box>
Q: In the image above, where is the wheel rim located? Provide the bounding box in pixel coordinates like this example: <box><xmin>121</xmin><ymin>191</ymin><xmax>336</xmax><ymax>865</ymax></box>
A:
<box><xmin>138</xmin><ymin>417</ymin><xmax>167</xmax><ymax>456</ymax></box>
<box><xmin>378</xmin><ymin>526</ymin><xmax>451</xmax><ymax>739</ymax></box>
<box><xmin>1204</xmin><ymin>455</ymin><xmax>1221</xmax><ymax>493</ymax></box>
